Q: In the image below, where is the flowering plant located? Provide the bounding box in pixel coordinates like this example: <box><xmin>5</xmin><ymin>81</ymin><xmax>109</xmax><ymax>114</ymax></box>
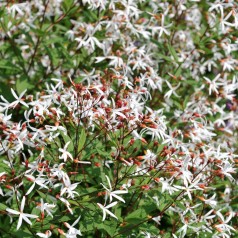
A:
<box><xmin>0</xmin><ymin>0</ymin><xmax>237</xmax><ymax>237</ymax></box>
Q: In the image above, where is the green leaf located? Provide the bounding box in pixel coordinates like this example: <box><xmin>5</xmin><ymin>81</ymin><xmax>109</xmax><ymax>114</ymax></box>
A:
<box><xmin>43</xmin><ymin>44</ymin><xmax>60</xmax><ymax>67</ymax></box>
<box><xmin>183</xmin><ymin>95</ymin><xmax>190</xmax><ymax>108</ymax></box>
<box><xmin>96</xmin><ymin>221</ymin><xmax>117</xmax><ymax>236</ymax></box>
<box><xmin>96</xmin><ymin>146</ymin><xmax>109</xmax><ymax>157</ymax></box>
<box><xmin>37</xmin><ymin>190</ymin><xmax>47</xmax><ymax>199</ymax></box>
<box><xmin>156</xmin><ymin>143</ymin><xmax>165</xmax><ymax>154</ymax></box>
<box><xmin>0</xmin><ymin>203</ymin><xmax>7</xmax><ymax>210</ymax></box>
<box><xmin>151</xmin><ymin>38</ymin><xmax>164</xmax><ymax>49</ymax></box>
<box><xmin>81</xmin><ymin>214</ymin><xmax>97</xmax><ymax>232</ymax></box>
<box><xmin>174</xmin><ymin>67</ymin><xmax>182</xmax><ymax>78</ymax></box>
<box><xmin>58</xmin><ymin>215</ymin><xmax>72</xmax><ymax>222</ymax></box>
<box><xmin>36</xmin><ymin>190</ymin><xmax>57</xmax><ymax>203</ymax></box>
<box><xmin>168</xmin><ymin>43</ymin><xmax>179</xmax><ymax>63</ymax></box>
<box><xmin>0</xmin><ymin>83</ymin><xmax>14</xmax><ymax>101</ymax></box>
<box><xmin>125</xmin><ymin>208</ymin><xmax>147</xmax><ymax>223</ymax></box>
<box><xmin>184</xmin><ymin>79</ymin><xmax>198</xmax><ymax>86</ymax></box>
<box><xmin>172</xmin><ymin>99</ymin><xmax>182</xmax><ymax>110</ymax></box>
<box><xmin>78</xmin><ymin>128</ymin><xmax>86</xmax><ymax>152</ymax></box>
<box><xmin>14</xmin><ymin>230</ymin><xmax>33</xmax><ymax>238</ymax></box>
<box><xmin>156</xmin><ymin>53</ymin><xmax>173</xmax><ymax>62</ymax></box>
<box><xmin>162</xmin><ymin>233</ymin><xmax>172</xmax><ymax>238</ymax></box>
<box><xmin>83</xmin><ymin>9</ymin><xmax>98</xmax><ymax>22</ymax></box>
<box><xmin>44</xmin><ymin>36</ymin><xmax>64</xmax><ymax>45</ymax></box>
<box><xmin>62</xmin><ymin>0</ymin><xmax>74</xmax><ymax>12</ymax></box>
<box><xmin>68</xmin><ymin>200</ymin><xmax>79</xmax><ymax>206</ymax></box>
<box><xmin>158</xmin><ymin>193</ymin><xmax>173</xmax><ymax>211</ymax></box>
<box><xmin>16</xmin><ymin>77</ymin><xmax>30</xmax><ymax>94</ymax></box>
<box><xmin>0</xmin><ymin>61</ymin><xmax>20</xmax><ymax>70</ymax></box>
<box><xmin>60</xmin><ymin>130</ymin><xmax>74</xmax><ymax>153</ymax></box>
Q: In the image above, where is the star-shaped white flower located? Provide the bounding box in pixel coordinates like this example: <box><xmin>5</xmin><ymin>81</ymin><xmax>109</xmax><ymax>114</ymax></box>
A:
<box><xmin>6</xmin><ymin>196</ymin><xmax>38</xmax><ymax>230</ymax></box>
<box><xmin>100</xmin><ymin>175</ymin><xmax>127</xmax><ymax>203</ymax></box>
<box><xmin>10</xmin><ymin>88</ymin><xmax>29</xmax><ymax>108</ymax></box>
<box><xmin>97</xmin><ymin>201</ymin><xmax>118</xmax><ymax>221</ymax></box>
<box><xmin>64</xmin><ymin>216</ymin><xmax>82</xmax><ymax>236</ymax></box>
<box><xmin>59</xmin><ymin>141</ymin><xmax>74</xmax><ymax>162</ymax></box>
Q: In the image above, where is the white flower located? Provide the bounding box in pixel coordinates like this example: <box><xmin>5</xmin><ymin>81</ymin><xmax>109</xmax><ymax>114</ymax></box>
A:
<box><xmin>25</xmin><ymin>174</ymin><xmax>49</xmax><ymax>195</ymax></box>
<box><xmin>174</xmin><ymin>175</ymin><xmax>203</xmax><ymax>200</ymax></box>
<box><xmin>220</xmin><ymin>11</ymin><xmax>234</xmax><ymax>33</ymax></box>
<box><xmin>164</xmin><ymin>81</ymin><xmax>181</xmax><ymax>99</ymax></box>
<box><xmin>203</xmin><ymin>194</ymin><xmax>217</xmax><ymax>208</ymax></box>
<box><xmin>152</xmin><ymin>215</ymin><xmax>161</xmax><ymax>225</ymax></box>
<box><xmin>215</xmin><ymin>210</ymin><xmax>236</xmax><ymax>235</ymax></box>
<box><xmin>139</xmin><ymin>150</ymin><xmax>157</xmax><ymax>166</ymax></box>
<box><xmin>95</xmin><ymin>56</ymin><xmax>124</xmax><ymax>68</ymax></box>
<box><xmin>100</xmin><ymin>175</ymin><xmax>127</xmax><ymax>204</ymax></box>
<box><xmin>97</xmin><ymin>201</ymin><xmax>118</xmax><ymax>221</ymax></box>
<box><xmin>6</xmin><ymin>196</ymin><xmax>38</xmax><ymax>230</ymax></box>
<box><xmin>10</xmin><ymin>88</ymin><xmax>29</xmax><ymax>108</ymax></box>
<box><xmin>36</xmin><ymin>230</ymin><xmax>52</xmax><ymax>238</ymax></box>
<box><xmin>64</xmin><ymin>216</ymin><xmax>82</xmax><ymax>237</ymax></box>
<box><xmin>59</xmin><ymin>141</ymin><xmax>74</xmax><ymax>162</ymax></box>
<box><xmin>158</xmin><ymin>177</ymin><xmax>179</xmax><ymax>195</ymax></box>
<box><xmin>60</xmin><ymin>178</ymin><xmax>79</xmax><ymax>199</ymax></box>
<box><xmin>150</xmin><ymin>14</ymin><xmax>172</xmax><ymax>38</ymax></box>
<box><xmin>36</xmin><ymin>199</ymin><xmax>55</xmax><ymax>218</ymax></box>
<box><xmin>218</xmin><ymin>161</ymin><xmax>236</xmax><ymax>182</ymax></box>
<box><xmin>204</xmin><ymin>74</ymin><xmax>223</xmax><ymax>95</ymax></box>
<box><xmin>65</xmin><ymin>30</ymin><xmax>74</xmax><ymax>41</ymax></box>
<box><xmin>7</xmin><ymin>3</ymin><xmax>27</xmax><ymax>17</ymax></box>
<box><xmin>200</xmin><ymin>209</ymin><xmax>216</xmax><ymax>222</ymax></box>
<box><xmin>58</xmin><ymin>197</ymin><xmax>73</xmax><ymax>215</ymax></box>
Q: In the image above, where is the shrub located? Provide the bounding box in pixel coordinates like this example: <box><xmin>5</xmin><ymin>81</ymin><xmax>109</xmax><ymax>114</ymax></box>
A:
<box><xmin>0</xmin><ymin>0</ymin><xmax>237</xmax><ymax>237</ymax></box>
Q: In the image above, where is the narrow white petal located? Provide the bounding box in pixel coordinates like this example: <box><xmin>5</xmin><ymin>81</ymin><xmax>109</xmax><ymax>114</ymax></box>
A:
<box><xmin>105</xmin><ymin>209</ymin><xmax>118</xmax><ymax>220</ymax></box>
<box><xmin>20</xmin><ymin>101</ymin><xmax>29</xmax><ymax>108</ymax></box>
<box><xmin>19</xmin><ymin>89</ymin><xmax>27</xmax><ymax>98</ymax></box>
<box><xmin>72</xmin><ymin>216</ymin><xmax>81</xmax><ymax>226</ymax></box>
<box><xmin>25</xmin><ymin>213</ymin><xmax>38</xmax><ymax>219</ymax></box>
<box><xmin>102</xmin><ymin>210</ymin><xmax>106</xmax><ymax>221</ymax></box>
<box><xmin>26</xmin><ymin>183</ymin><xmax>35</xmax><ymax>195</ymax></box>
<box><xmin>6</xmin><ymin>208</ymin><xmax>20</xmax><ymax>215</ymax></box>
<box><xmin>21</xmin><ymin>196</ymin><xmax>26</xmax><ymax>212</ymax></box>
<box><xmin>11</xmin><ymin>88</ymin><xmax>18</xmax><ymax>100</ymax></box>
<box><xmin>111</xmin><ymin>193</ymin><xmax>125</xmax><ymax>203</ymax></box>
<box><xmin>22</xmin><ymin>214</ymin><xmax>33</xmax><ymax>225</ymax></box>
<box><xmin>105</xmin><ymin>201</ymin><xmax>118</xmax><ymax>209</ymax></box>
<box><xmin>17</xmin><ymin>214</ymin><xmax>23</xmax><ymax>230</ymax></box>
<box><xmin>105</xmin><ymin>175</ymin><xmax>112</xmax><ymax>190</ymax></box>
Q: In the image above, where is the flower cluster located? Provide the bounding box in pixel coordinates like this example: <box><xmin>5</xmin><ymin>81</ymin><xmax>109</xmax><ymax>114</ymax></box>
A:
<box><xmin>0</xmin><ymin>0</ymin><xmax>237</xmax><ymax>237</ymax></box>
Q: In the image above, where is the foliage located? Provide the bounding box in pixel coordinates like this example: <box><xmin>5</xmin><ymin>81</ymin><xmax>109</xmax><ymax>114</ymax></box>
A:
<box><xmin>0</xmin><ymin>0</ymin><xmax>237</xmax><ymax>237</ymax></box>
